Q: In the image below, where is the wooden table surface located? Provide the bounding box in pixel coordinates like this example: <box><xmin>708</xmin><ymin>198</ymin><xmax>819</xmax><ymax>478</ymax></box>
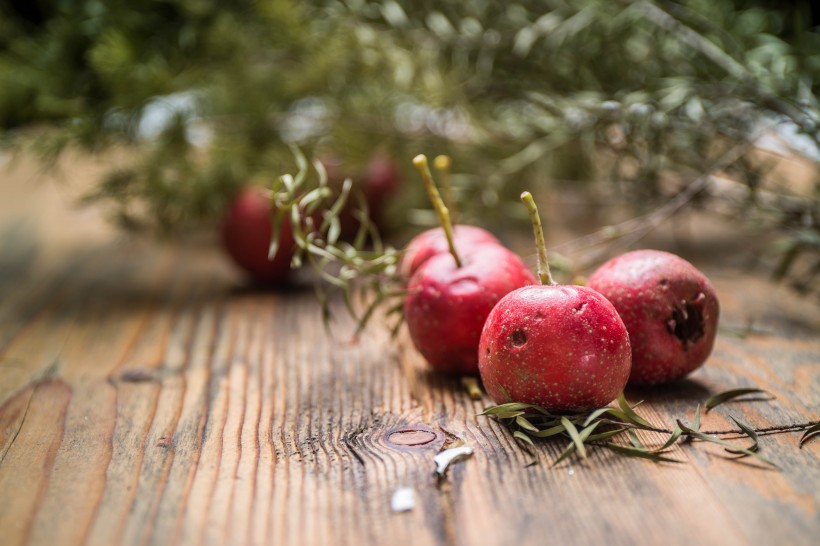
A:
<box><xmin>0</xmin><ymin>154</ymin><xmax>818</xmax><ymax>546</ymax></box>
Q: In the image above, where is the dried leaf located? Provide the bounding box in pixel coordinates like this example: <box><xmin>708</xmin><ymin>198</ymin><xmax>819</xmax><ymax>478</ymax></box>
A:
<box><xmin>726</xmin><ymin>417</ymin><xmax>759</xmax><ymax>455</ymax></box>
<box><xmin>553</xmin><ymin>441</ymin><xmax>577</xmax><ymax>466</ymax></box>
<box><xmin>677</xmin><ymin>421</ymin><xmax>777</xmax><ymax>468</ymax></box>
<box><xmin>705</xmin><ymin>388</ymin><xmax>774</xmax><ymax>412</ymax></box>
<box><xmin>799</xmin><ymin>423</ymin><xmax>820</xmax><ymax>448</ymax></box>
<box><xmin>514</xmin><ymin>431</ymin><xmax>536</xmax><ymax>447</ymax></box>
<box><xmin>583</xmin><ymin>407</ymin><xmax>612</xmax><ymax>426</ymax></box>
<box><xmin>481</xmin><ymin>402</ymin><xmax>552</xmax><ymax>417</ymax></box>
<box><xmin>604</xmin><ymin>443</ymin><xmax>681</xmax><ymax>463</ymax></box>
<box><xmin>552</xmin><ymin>421</ymin><xmax>600</xmax><ymax>466</ymax></box>
<box><xmin>586</xmin><ymin>428</ymin><xmax>628</xmax><ymax>441</ymax></box>
<box><xmin>516</xmin><ymin>415</ymin><xmax>540</xmax><ymax>433</ymax></box>
<box><xmin>655</xmin><ymin>425</ymin><xmax>683</xmax><ymax>452</ymax></box>
<box><xmin>561</xmin><ymin>417</ymin><xmax>587</xmax><ymax>459</ymax></box>
<box><xmin>617</xmin><ymin>392</ymin><xmax>653</xmax><ymax>428</ymax></box>
<box><xmin>530</xmin><ymin>423</ymin><xmax>567</xmax><ymax>438</ymax></box>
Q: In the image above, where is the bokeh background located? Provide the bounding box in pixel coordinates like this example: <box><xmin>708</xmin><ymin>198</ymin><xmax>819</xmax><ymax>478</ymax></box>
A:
<box><xmin>1</xmin><ymin>0</ymin><xmax>818</xmax><ymax>295</ymax></box>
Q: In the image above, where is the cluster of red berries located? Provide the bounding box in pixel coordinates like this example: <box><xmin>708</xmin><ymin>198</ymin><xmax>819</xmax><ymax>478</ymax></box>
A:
<box><xmin>401</xmin><ymin>161</ymin><xmax>719</xmax><ymax>412</ymax></box>
<box><xmin>220</xmin><ymin>152</ymin><xmax>720</xmax><ymax>414</ymax></box>
<box><xmin>220</xmin><ymin>153</ymin><xmax>403</xmax><ymax>284</ymax></box>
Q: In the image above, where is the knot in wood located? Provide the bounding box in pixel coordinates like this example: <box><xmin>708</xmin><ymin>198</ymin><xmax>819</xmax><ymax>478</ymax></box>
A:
<box><xmin>385</xmin><ymin>427</ymin><xmax>439</xmax><ymax>448</ymax></box>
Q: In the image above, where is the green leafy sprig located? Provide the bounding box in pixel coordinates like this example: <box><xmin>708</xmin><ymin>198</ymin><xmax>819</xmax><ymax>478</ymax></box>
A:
<box><xmin>267</xmin><ymin>146</ymin><xmax>405</xmax><ymax>336</ymax></box>
<box><xmin>482</xmin><ymin>390</ymin><xmax>819</xmax><ymax>467</ymax></box>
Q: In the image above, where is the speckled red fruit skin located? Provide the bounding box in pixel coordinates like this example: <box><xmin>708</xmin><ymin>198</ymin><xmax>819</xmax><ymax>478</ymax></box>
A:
<box><xmin>404</xmin><ymin>245</ymin><xmax>536</xmax><ymax>375</ymax></box>
<box><xmin>220</xmin><ymin>188</ymin><xmax>294</xmax><ymax>283</ymax></box>
<box><xmin>478</xmin><ymin>285</ymin><xmax>632</xmax><ymax>411</ymax></box>
<box><xmin>399</xmin><ymin>225</ymin><xmax>500</xmax><ymax>279</ymax></box>
<box><xmin>587</xmin><ymin>250</ymin><xmax>720</xmax><ymax>386</ymax></box>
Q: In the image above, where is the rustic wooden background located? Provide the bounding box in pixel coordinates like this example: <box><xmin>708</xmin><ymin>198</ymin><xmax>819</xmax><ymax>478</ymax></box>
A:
<box><xmin>0</xmin><ymin>153</ymin><xmax>817</xmax><ymax>546</ymax></box>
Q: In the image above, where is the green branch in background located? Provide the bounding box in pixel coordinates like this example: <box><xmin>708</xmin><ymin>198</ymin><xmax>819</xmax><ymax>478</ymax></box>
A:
<box><xmin>0</xmin><ymin>1</ymin><xmax>817</xmax><ymax>290</ymax></box>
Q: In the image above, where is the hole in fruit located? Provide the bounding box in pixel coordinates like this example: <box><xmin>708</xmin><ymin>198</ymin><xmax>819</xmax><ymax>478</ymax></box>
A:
<box><xmin>511</xmin><ymin>330</ymin><xmax>527</xmax><ymax>347</ymax></box>
<box><xmin>667</xmin><ymin>294</ymin><xmax>705</xmax><ymax>347</ymax></box>
<box><xmin>485</xmin><ymin>348</ymin><xmax>490</xmax><ymax>356</ymax></box>
<box><xmin>659</xmin><ymin>279</ymin><xmax>668</xmax><ymax>287</ymax></box>
<box><xmin>573</xmin><ymin>302</ymin><xmax>587</xmax><ymax>314</ymax></box>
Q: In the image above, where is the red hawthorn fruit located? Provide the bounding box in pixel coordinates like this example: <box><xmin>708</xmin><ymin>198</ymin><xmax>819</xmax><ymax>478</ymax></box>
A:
<box><xmin>404</xmin><ymin>244</ymin><xmax>536</xmax><ymax>375</ymax></box>
<box><xmin>361</xmin><ymin>151</ymin><xmax>403</xmax><ymax>211</ymax></box>
<box><xmin>587</xmin><ymin>249</ymin><xmax>720</xmax><ymax>386</ymax></box>
<box><xmin>220</xmin><ymin>188</ymin><xmax>295</xmax><ymax>284</ymax></box>
<box><xmin>399</xmin><ymin>225</ymin><xmax>500</xmax><ymax>280</ymax></box>
<box><xmin>321</xmin><ymin>152</ymin><xmax>403</xmax><ymax>238</ymax></box>
<box><xmin>478</xmin><ymin>285</ymin><xmax>632</xmax><ymax>412</ymax></box>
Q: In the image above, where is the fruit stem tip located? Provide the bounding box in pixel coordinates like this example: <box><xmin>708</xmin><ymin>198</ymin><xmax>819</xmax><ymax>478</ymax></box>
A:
<box><xmin>521</xmin><ymin>191</ymin><xmax>556</xmax><ymax>286</ymax></box>
<box><xmin>413</xmin><ymin>154</ymin><xmax>462</xmax><ymax>268</ymax></box>
<box><xmin>433</xmin><ymin>154</ymin><xmax>457</xmax><ymax>225</ymax></box>
<box><xmin>433</xmin><ymin>155</ymin><xmax>451</xmax><ymax>170</ymax></box>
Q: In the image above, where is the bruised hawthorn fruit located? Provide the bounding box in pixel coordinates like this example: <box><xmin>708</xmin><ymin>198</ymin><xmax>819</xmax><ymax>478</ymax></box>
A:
<box><xmin>477</xmin><ymin>192</ymin><xmax>631</xmax><ymax>412</ymax></box>
<box><xmin>404</xmin><ymin>244</ymin><xmax>536</xmax><ymax>375</ymax></box>
<box><xmin>399</xmin><ymin>225</ymin><xmax>500</xmax><ymax>279</ymax></box>
<box><xmin>587</xmin><ymin>249</ymin><xmax>720</xmax><ymax>385</ymax></box>
<box><xmin>478</xmin><ymin>285</ymin><xmax>632</xmax><ymax>411</ymax></box>
<box><xmin>220</xmin><ymin>188</ymin><xmax>294</xmax><ymax>283</ymax></box>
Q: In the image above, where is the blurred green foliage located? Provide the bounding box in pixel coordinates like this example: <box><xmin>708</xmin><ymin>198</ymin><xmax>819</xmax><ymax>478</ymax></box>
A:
<box><xmin>0</xmin><ymin>1</ymin><xmax>817</xmax><ymax>286</ymax></box>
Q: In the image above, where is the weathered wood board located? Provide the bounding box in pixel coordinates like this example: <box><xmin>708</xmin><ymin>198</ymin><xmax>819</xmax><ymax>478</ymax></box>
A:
<box><xmin>0</xmin><ymin>155</ymin><xmax>817</xmax><ymax>546</ymax></box>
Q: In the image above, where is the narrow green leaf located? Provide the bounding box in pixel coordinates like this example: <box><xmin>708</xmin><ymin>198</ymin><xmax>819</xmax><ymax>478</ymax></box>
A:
<box><xmin>578</xmin><ymin>422</ymin><xmax>602</xmax><ymax>447</ymax></box>
<box><xmin>553</xmin><ymin>441</ymin><xmax>577</xmax><ymax>466</ymax></box>
<box><xmin>597</xmin><ymin>408</ymin><xmax>633</xmax><ymax>423</ymax></box>
<box><xmin>583</xmin><ymin>407</ymin><xmax>612</xmax><ymax>427</ymax></box>
<box><xmin>324</xmin><ymin>178</ymin><xmax>353</xmax><ymax>231</ymax></box>
<box><xmin>586</xmin><ymin>428</ymin><xmax>628</xmax><ymax>442</ymax></box>
<box><xmin>487</xmin><ymin>411</ymin><xmax>525</xmax><ymax>420</ymax></box>
<box><xmin>297</xmin><ymin>187</ymin><xmax>328</xmax><ymax>209</ymax></box>
<box><xmin>726</xmin><ymin>417</ymin><xmax>759</xmax><ymax>455</ymax></box>
<box><xmin>480</xmin><ymin>402</ymin><xmax>542</xmax><ymax>416</ymax></box>
<box><xmin>705</xmin><ymin>388</ymin><xmax>774</xmax><ymax>412</ymax></box>
<box><xmin>654</xmin><ymin>425</ymin><xmax>683</xmax><ymax>452</ymax></box>
<box><xmin>561</xmin><ymin>417</ymin><xmax>587</xmax><ymax>459</ymax></box>
<box><xmin>617</xmin><ymin>392</ymin><xmax>653</xmax><ymax>428</ymax></box>
<box><xmin>326</xmin><ymin>217</ymin><xmax>341</xmax><ymax>246</ymax></box>
<box><xmin>498</xmin><ymin>385</ymin><xmax>512</xmax><ymax>403</ymax></box>
<box><xmin>513</xmin><ymin>431</ymin><xmax>536</xmax><ymax>447</ymax></box>
<box><xmin>530</xmin><ymin>424</ymin><xmax>567</xmax><ymax>438</ymax></box>
<box><xmin>604</xmin><ymin>443</ymin><xmax>681</xmax><ymax>463</ymax></box>
<box><xmin>552</xmin><ymin>421</ymin><xmax>600</xmax><ymax>466</ymax></box>
<box><xmin>516</xmin><ymin>416</ymin><xmax>540</xmax><ymax>433</ymax></box>
<box><xmin>288</xmin><ymin>145</ymin><xmax>308</xmax><ymax>189</ymax></box>
<box><xmin>677</xmin><ymin>421</ymin><xmax>777</xmax><ymax>468</ymax></box>
<box><xmin>267</xmin><ymin>208</ymin><xmax>285</xmax><ymax>260</ymax></box>
<box><xmin>628</xmin><ymin>429</ymin><xmax>645</xmax><ymax>449</ymax></box>
<box><xmin>280</xmin><ymin>173</ymin><xmax>296</xmax><ymax>193</ymax></box>
<box><xmin>800</xmin><ymin>423</ymin><xmax>820</xmax><ymax>448</ymax></box>
<box><xmin>693</xmin><ymin>403</ymin><xmax>702</xmax><ymax>432</ymax></box>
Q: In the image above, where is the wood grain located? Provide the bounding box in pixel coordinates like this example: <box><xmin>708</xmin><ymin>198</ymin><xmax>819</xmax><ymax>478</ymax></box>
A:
<box><xmin>0</xmin><ymin>155</ymin><xmax>817</xmax><ymax>546</ymax></box>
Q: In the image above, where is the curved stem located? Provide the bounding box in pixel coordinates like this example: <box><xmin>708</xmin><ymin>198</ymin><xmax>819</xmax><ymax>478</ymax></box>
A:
<box><xmin>520</xmin><ymin>191</ymin><xmax>556</xmax><ymax>285</ymax></box>
<box><xmin>602</xmin><ymin>420</ymin><xmax>820</xmax><ymax>437</ymax></box>
<box><xmin>434</xmin><ymin>155</ymin><xmax>457</xmax><ymax>225</ymax></box>
<box><xmin>413</xmin><ymin>154</ymin><xmax>462</xmax><ymax>268</ymax></box>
